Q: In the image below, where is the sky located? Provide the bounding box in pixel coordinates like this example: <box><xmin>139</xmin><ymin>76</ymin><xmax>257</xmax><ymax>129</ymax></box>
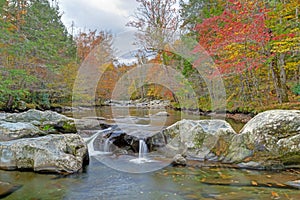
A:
<box><xmin>57</xmin><ymin>0</ymin><xmax>140</xmax><ymax>58</ymax></box>
<box><xmin>58</xmin><ymin>0</ymin><xmax>138</xmax><ymax>34</ymax></box>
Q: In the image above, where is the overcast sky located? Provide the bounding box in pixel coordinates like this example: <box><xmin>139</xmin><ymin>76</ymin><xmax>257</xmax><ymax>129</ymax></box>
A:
<box><xmin>57</xmin><ymin>0</ymin><xmax>140</xmax><ymax>56</ymax></box>
<box><xmin>58</xmin><ymin>0</ymin><xmax>138</xmax><ymax>34</ymax></box>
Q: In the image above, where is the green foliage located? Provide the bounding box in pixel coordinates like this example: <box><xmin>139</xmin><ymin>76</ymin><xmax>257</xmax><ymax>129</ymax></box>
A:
<box><xmin>0</xmin><ymin>68</ymin><xmax>37</xmax><ymax>111</ymax></box>
<box><xmin>42</xmin><ymin>124</ymin><xmax>54</xmax><ymax>131</ymax></box>
<box><xmin>292</xmin><ymin>84</ymin><xmax>300</xmax><ymax>95</ymax></box>
<box><xmin>0</xmin><ymin>0</ymin><xmax>77</xmax><ymax>110</ymax></box>
<box><xmin>21</xmin><ymin>0</ymin><xmax>76</xmax><ymax>66</ymax></box>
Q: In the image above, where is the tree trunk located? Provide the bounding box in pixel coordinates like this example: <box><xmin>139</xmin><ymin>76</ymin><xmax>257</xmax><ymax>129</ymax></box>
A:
<box><xmin>270</xmin><ymin>60</ymin><xmax>282</xmax><ymax>103</ymax></box>
<box><xmin>6</xmin><ymin>95</ymin><xmax>14</xmax><ymax>111</ymax></box>
<box><xmin>278</xmin><ymin>53</ymin><xmax>289</xmax><ymax>102</ymax></box>
<box><xmin>270</xmin><ymin>54</ymin><xmax>289</xmax><ymax>104</ymax></box>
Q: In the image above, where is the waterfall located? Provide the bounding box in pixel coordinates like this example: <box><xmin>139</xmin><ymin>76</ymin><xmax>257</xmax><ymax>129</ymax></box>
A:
<box><xmin>130</xmin><ymin>139</ymin><xmax>149</xmax><ymax>164</ymax></box>
<box><xmin>84</xmin><ymin>127</ymin><xmax>113</xmax><ymax>156</ymax></box>
<box><xmin>103</xmin><ymin>138</ymin><xmax>111</xmax><ymax>152</ymax></box>
<box><xmin>138</xmin><ymin>139</ymin><xmax>148</xmax><ymax>160</ymax></box>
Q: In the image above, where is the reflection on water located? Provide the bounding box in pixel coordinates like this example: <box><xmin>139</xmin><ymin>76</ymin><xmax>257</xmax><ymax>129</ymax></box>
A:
<box><xmin>66</xmin><ymin>106</ymin><xmax>245</xmax><ymax>132</ymax></box>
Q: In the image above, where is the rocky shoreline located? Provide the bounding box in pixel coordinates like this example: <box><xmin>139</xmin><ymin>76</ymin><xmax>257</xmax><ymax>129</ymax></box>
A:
<box><xmin>0</xmin><ymin>109</ymin><xmax>299</xmax><ymax>172</ymax></box>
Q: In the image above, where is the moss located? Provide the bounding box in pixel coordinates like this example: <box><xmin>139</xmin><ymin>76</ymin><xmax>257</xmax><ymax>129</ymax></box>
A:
<box><xmin>62</xmin><ymin>122</ymin><xmax>77</xmax><ymax>133</ymax></box>
<box><xmin>281</xmin><ymin>153</ymin><xmax>300</xmax><ymax>165</ymax></box>
<box><xmin>193</xmin><ymin>134</ymin><xmax>205</xmax><ymax>148</ymax></box>
<box><xmin>42</xmin><ymin>124</ymin><xmax>55</xmax><ymax>131</ymax></box>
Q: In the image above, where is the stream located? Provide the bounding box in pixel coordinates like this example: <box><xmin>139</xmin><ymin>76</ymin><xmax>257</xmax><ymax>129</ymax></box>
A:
<box><xmin>1</xmin><ymin>107</ymin><xmax>300</xmax><ymax>199</ymax></box>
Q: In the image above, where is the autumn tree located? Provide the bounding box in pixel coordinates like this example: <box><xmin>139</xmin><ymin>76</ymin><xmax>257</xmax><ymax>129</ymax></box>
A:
<box><xmin>73</xmin><ymin>30</ymin><xmax>114</xmax><ymax>106</ymax></box>
<box><xmin>75</xmin><ymin>30</ymin><xmax>113</xmax><ymax>63</ymax></box>
<box><xmin>179</xmin><ymin>0</ymin><xmax>225</xmax><ymax>33</ymax></box>
<box><xmin>266</xmin><ymin>0</ymin><xmax>300</xmax><ymax>103</ymax></box>
<box><xmin>193</xmin><ymin>0</ymin><xmax>271</xmax><ymax>106</ymax></box>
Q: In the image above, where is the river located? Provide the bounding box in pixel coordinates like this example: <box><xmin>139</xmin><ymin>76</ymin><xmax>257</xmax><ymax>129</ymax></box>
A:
<box><xmin>1</xmin><ymin>107</ymin><xmax>299</xmax><ymax>199</ymax></box>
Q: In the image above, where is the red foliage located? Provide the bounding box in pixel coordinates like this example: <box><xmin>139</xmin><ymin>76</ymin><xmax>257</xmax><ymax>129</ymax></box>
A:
<box><xmin>194</xmin><ymin>0</ymin><xmax>271</xmax><ymax>75</ymax></box>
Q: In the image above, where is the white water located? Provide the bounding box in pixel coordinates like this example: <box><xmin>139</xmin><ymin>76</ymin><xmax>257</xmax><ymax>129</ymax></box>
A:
<box><xmin>130</xmin><ymin>139</ymin><xmax>152</xmax><ymax>164</ymax></box>
<box><xmin>139</xmin><ymin>139</ymin><xmax>148</xmax><ymax>160</ymax></box>
<box><xmin>103</xmin><ymin>138</ymin><xmax>111</xmax><ymax>152</ymax></box>
<box><xmin>84</xmin><ymin>127</ymin><xmax>113</xmax><ymax>156</ymax></box>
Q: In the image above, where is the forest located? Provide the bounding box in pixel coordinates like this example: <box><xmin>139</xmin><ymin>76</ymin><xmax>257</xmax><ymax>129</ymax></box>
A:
<box><xmin>0</xmin><ymin>0</ymin><xmax>299</xmax><ymax>113</ymax></box>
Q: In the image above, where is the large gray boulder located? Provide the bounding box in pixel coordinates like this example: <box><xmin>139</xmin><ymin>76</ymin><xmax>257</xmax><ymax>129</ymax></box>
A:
<box><xmin>3</xmin><ymin>109</ymin><xmax>76</xmax><ymax>133</ymax></box>
<box><xmin>0</xmin><ymin>121</ymin><xmax>45</xmax><ymax>141</ymax></box>
<box><xmin>159</xmin><ymin>119</ymin><xmax>237</xmax><ymax>161</ymax></box>
<box><xmin>0</xmin><ymin>134</ymin><xmax>89</xmax><ymax>174</ymax></box>
<box><xmin>225</xmin><ymin>110</ymin><xmax>300</xmax><ymax>168</ymax></box>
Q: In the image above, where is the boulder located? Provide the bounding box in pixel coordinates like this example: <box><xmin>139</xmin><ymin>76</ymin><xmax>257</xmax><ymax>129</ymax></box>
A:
<box><xmin>0</xmin><ymin>134</ymin><xmax>89</xmax><ymax>174</ymax></box>
<box><xmin>172</xmin><ymin>154</ymin><xmax>187</xmax><ymax>166</ymax></box>
<box><xmin>160</xmin><ymin>119</ymin><xmax>237</xmax><ymax>161</ymax></box>
<box><xmin>3</xmin><ymin>109</ymin><xmax>76</xmax><ymax>133</ymax></box>
<box><xmin>224</xmin><ymin>110</ymin><xmax>300</xmax><ymax>167</ymax></box>
<box><xmin>0</xmin><ymin>121</ymin><xmax>45</xmax><ymax>141</ymax></box>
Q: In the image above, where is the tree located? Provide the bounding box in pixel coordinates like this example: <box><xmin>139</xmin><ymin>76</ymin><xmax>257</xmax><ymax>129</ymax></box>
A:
<box><xmin>179</xmin><ymin>0</ymin><xmax>225</xmax><ymax>33</ymax></box>
<box><xmin>0</xmin><ymin>0</ymin><xmax>78</xmax><ymax>109</ymax></box>
<box><xmin>0</xmin><ymin>68</ymin><xmax>36</xmax><ymax>111</ymax></box>
<box><xmin>73</xmin><ymin>30</ymin><xmax>114</xmax><ymax>106</ymax></box>
<box><xmin>127</xmin><ymin>0</ymin><xmax>180</xmax><ymax>52</ymax></box>
<box><xmin>266</xmin><ymin>0</ymin><xmax>300</xmax><ymax>103</ymax></box>
<box><xmin>75</xmin><ymin>30</ymin><xmax>113</xmax><ymax>63</ymax></box>
<box><xmin>21</xmin><ymin>0</ymin><xmax>76</xmax><ymax>67</ymax></box>
<box><xmin>193</xmin><ymin>0</ymin><xmax>271</xmax><ymax>104</ymax></box>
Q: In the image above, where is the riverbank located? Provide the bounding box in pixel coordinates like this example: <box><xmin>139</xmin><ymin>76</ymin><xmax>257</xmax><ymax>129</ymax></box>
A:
<box><xmin>2</xmin><ymin>98</ymin><xmax>299</xmax><ymax>124</ymax></box>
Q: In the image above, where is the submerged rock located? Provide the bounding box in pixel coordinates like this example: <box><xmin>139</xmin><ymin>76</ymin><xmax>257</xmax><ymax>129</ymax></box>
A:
<box><xmin>0</xmin><ymin>181</ymin><xmax>21</xmax><ymax>199</ymax></box>
<box><xmin>160</xmin><ymin>119</ymin><xmax>236</xmax><ymax>161</ymax></box>
<box><xmin>224</xmin><ymin>110</ymin><xmax>300</xmax><ymax>167</ymax></box>
<box><xmin>0</xmin><ymin>134</ymin><xmax>89</xmax><ymax>174</ymax></box>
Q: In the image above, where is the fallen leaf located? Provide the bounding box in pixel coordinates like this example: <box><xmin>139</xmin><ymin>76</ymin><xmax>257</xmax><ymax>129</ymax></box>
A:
<box><xmin>275</xmin><ymin>183</ymin><xmax>286</xmax><ymax>187</ymax></box>
<box><xmin>271</xmin><ymin>191</ymin><xmax>279</xmax><ymax>198</ymax></box>
<box><xmin>284</xmin><ymin>193</ymin><xmax>291</xmax><ymax>200</ymax></box>
<box><xmin>251</xmin><ymin>181</ymin><xmax>258</xmax><ymax>186</ymax></box>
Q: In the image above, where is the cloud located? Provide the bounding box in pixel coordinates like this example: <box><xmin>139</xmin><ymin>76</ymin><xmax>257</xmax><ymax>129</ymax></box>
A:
<box><xmin>57</xmin><ymin>0</ymin><xmax>139</xmax><ymax>56</ymax></box>
<box><xmin>59</xmin><ymin>0</ymin><xmax>138</xmax><ymax>33</ymax></box>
